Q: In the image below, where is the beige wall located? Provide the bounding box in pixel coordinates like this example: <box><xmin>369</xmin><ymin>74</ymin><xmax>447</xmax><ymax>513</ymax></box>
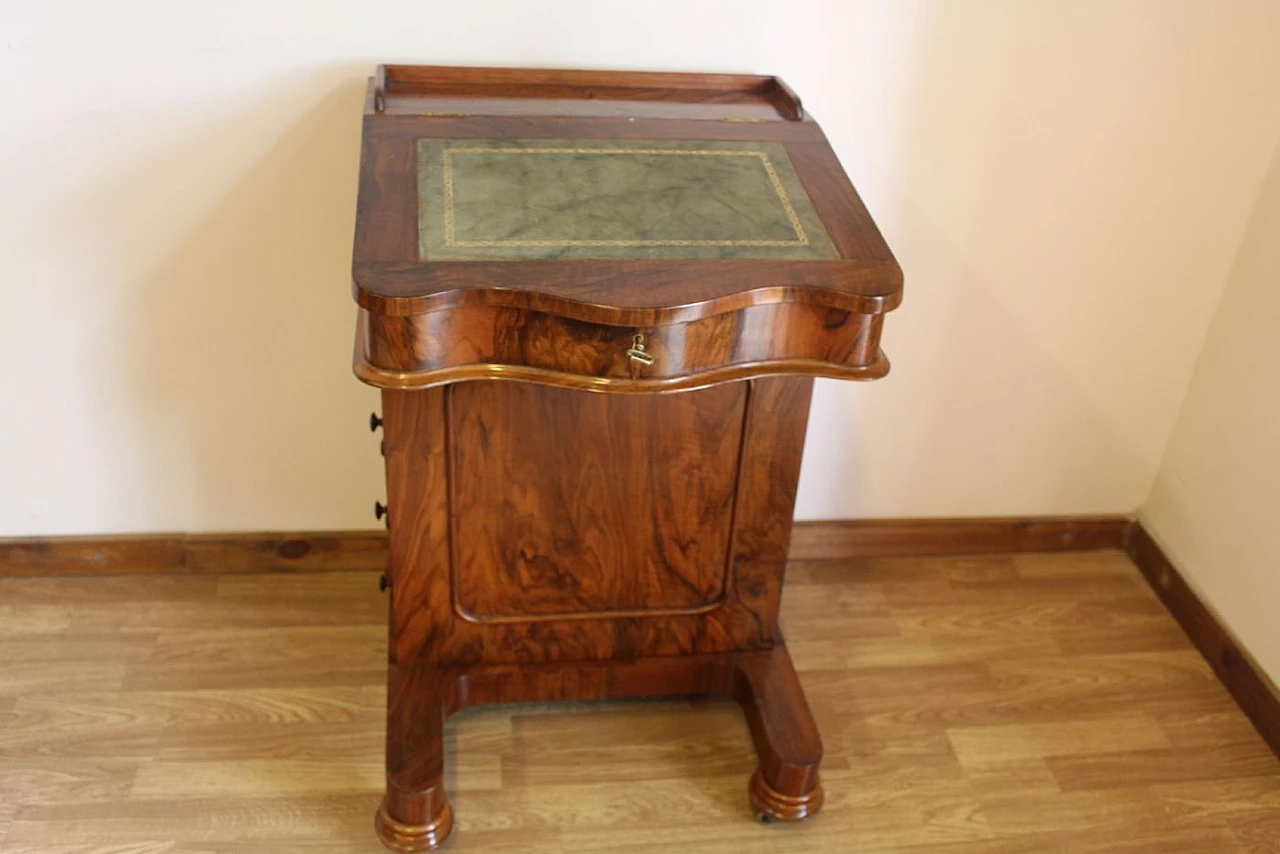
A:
<box><xmin>2</xmin><ymin>1</ymin><xmax>1280</xmax><ymax>534</ymax></box>
<box><xmin>1143</xmin><ymin>138</ymin><xmax>1280</xmax><ymax>684</ymax></box>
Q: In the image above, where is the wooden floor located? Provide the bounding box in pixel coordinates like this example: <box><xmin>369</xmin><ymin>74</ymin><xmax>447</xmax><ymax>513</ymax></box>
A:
<box><xmin>2</xmin><ymin>551</ymin><xmax>1279</xmax><ymax>852</ymax></box>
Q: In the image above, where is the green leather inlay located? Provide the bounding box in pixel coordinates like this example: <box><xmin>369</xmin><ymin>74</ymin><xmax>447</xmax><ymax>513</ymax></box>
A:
<box><xmin>417</xmin><ymin>139</ymin><xmax>839</xmax><ymax>261</ymax></box>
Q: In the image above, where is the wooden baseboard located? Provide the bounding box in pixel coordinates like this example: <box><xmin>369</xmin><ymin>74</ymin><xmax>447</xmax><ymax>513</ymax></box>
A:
<box><xmin>1126</xmin><ymin>521</ymin><xmax>1280</xmax><ymax>759</ymax></box>
<box><xmin>0</xmin><ymin>515</ymin><xmax>1131</xmax><ymax>578</ymax></box>
<box><xmin>0</xmin><ymin>531</ymin><xmax>390</xmax><ymax>578</ymax></box>
<box><xmin>788</xmin><ymin>515</ymin><xmax>1130</xmax><ymax>561</ymax></box>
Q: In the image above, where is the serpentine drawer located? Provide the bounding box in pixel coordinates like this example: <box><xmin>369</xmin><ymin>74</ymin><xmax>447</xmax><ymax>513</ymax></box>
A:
<box><xmin>355</xmin><ymin>301</ymin><xmax>887</xmax><ymax>392</ymax></box>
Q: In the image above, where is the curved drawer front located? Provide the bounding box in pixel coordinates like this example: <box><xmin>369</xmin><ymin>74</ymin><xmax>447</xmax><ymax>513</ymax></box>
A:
<box><xmin>356</xmin><ymin>301</ymin><xmax>886</xmax><ymax>392</ymax></box>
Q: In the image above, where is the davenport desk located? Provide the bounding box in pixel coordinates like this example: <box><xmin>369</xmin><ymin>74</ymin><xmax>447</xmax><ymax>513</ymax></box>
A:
<box><xmin>350</xmin><ymin>64</ymin><xmax>902</xmax><ymax>851</ymax></box>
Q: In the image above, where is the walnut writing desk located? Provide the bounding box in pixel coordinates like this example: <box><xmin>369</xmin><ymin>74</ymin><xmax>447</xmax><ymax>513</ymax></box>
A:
<box><xmin>350</xmin><ymin>64</ymin><xmax>902</xmax><ymax>851</ymax></box>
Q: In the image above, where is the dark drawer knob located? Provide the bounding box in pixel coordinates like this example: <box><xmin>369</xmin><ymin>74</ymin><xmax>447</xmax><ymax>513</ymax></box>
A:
<box><xmin>374</xmin><ymin>501</ymin><xmax>388</xmax><ymax>522</ymax></box>
<box><xmin>370</xmin><ymin>412</ymin><xmax>383</xmax><ymax>432</ymax></box>
<box><xmin>379</xmin><ymin>574</ymin><xmax>389</xmax><ymax>592</ymax></box>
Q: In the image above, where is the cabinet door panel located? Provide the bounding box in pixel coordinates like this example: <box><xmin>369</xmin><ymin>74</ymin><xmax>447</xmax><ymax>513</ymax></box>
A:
<box><xmin>449</xmin><ymin>381</ymin><xmax>747</xmax><ymax>622</ymax></box>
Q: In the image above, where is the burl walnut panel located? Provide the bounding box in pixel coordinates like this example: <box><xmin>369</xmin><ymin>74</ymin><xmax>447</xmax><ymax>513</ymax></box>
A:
<box><xmin>450</xmin><ymin>381</ymin><xmax>747</xmax><ymax>622</ymax></box>
<box><xmin>382</xmin><ymin>376</ymin><xmax>813</xmax><ymax>669</ymax></box>
<box><xmin>356</xmin><ymin>301</ymin><xmax>886</xmax><ymax>393</ymax></box>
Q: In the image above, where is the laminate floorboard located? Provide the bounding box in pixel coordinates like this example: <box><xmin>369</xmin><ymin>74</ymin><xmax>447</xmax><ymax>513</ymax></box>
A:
<box><xmin>1</xmin><ymin>552</ymin><xmax>1277</xmax><ymax>852</ymax></box>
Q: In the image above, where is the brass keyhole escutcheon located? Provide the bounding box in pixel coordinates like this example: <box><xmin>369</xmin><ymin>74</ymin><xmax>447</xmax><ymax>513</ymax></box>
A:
<box><xmin>626</xmin><ymin>333</ymin><xmax>655</xmax><ymax>366</ymax></box>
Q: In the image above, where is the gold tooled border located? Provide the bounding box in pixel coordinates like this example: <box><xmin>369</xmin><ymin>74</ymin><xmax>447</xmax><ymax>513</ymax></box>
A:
<box><xmin>441</xmin><ymin>147</ymin><xmax>811</xmax><ymax>248</ymax></box>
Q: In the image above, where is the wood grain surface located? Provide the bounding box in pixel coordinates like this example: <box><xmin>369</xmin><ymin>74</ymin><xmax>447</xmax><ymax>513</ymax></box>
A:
<box><xmin>449</xmin><ymin>381</ymin><xmax>747</xmax><ymax>621</ymax></box>
<box><xmin>381</xmin><ymin>377</ymin><xmax>813</xmax><ymax>668</ymax></box>
<box><xmin>1</xmin><ymin>550</ymin><xmax>1277</xmax><ymax>852</ymax></box>
<box><xmin>0</xmin><ymin>532</ymin><xmax>390</xmax><ymax>578</ymax></box>
<box><xmin>353</xmin><ymin>300</ymin><xmax>887</xmax><ymax>393</ymax></box>
<box><xmin>375</xmin><ymin>64</ymin><xmax>805</xmax><ymax>121</ymax></box>
<box><xmin>788</xmin><ymin>516</ymin><xmax>1131</xmax><ymax>561</ymax></box>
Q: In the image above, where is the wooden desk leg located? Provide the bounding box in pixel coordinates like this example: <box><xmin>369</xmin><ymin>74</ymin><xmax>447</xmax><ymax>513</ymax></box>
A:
<box><xmin>374</xmin><ymin>645</ymin><xmax>821</xmax><ymax>849</ymax></box>
<box><xmin>734</xmin><ymin>645</ymin><xmax>825</xmax><ymax>822</ymax></box>
<box><xmin>376</xmin><ymin>665</ymin><xmax>454</xmax><ymax>852</ymax></box>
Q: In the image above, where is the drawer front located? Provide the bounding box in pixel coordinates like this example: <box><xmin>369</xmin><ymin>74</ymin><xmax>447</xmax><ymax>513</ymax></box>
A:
<box><xmin>357</xmin><ymin>301</ymin><xmax>885</xmax><ymax>392</ymax></box>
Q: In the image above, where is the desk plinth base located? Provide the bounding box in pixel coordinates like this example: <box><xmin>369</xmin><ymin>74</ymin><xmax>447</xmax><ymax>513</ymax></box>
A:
<box><xmin>375</xmin><ymin>799</ymin><xmax>452</xmax><ymax>852</ymax></box>
<box><xmin>377</xmin><ymin>644</ymin><xmax>823</xmax><ymax>852</ymax></box>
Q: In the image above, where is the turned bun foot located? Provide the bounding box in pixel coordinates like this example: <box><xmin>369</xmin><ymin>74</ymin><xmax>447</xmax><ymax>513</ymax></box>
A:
<box><xmin>375</xmin><ymin>798</ymin><xmax>454</xmax><ymax>852</ymax></box>
<box><xmin>748</xmin><ymin>768</ymin><xmax>824</xmax><ymax>823</ymax></box>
